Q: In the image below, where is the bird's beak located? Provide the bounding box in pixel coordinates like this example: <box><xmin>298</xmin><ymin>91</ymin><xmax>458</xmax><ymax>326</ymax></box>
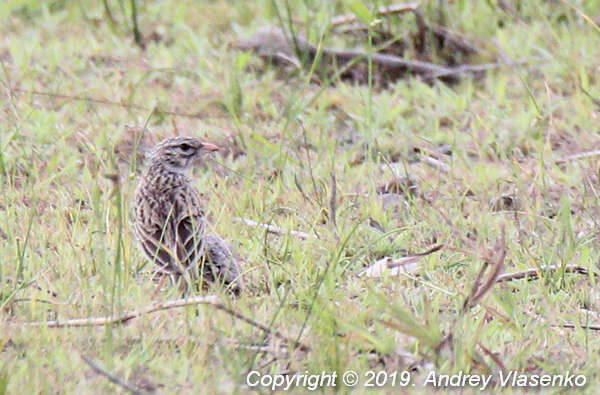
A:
<box><xmin>201</xmin><ymin>142</ymin><xmax>219</xmax><ymax>152</ymax></box>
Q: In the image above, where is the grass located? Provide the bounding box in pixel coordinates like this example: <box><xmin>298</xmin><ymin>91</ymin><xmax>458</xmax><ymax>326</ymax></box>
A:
<box><xmin>1</xmin><ymin>0</ymin><xmax>600</xmax><ymax>393</ymax></box>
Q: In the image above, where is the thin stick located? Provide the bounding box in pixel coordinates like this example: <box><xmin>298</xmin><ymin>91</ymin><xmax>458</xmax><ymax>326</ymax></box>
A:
<box><xmin>428</xmin><ymin>23</ymin><xmax>482</xmax><ymax>55</ymax></box>
<box><xmin>81</xmin><ymin>355</ymin><xmax>144</xmax><ymax>395</ymax></box>
<box><xmin>555</xmin><ymin>150</ymin><xmax>600</xmax><ymax>164</ymax></box>
<box><xmin>478</xmin><ymin>342</ymin><xmax>507</xmax><ymax>375</ymax></box>
<box><xmin>18</xmin><ymin>295</ymin><xmax>310</xmax><ymax>352</ymax></box>
<box><xmin>236</xmin><ymin>26</ymin><xmax>476</xmax><ymax>77</ymax></box>
<box><xmin>471</xmin><ymin>236</ymin><xmax>506</xmax><ymax>305</ymax></box>
<box><xmin>23</xmin><ymin>295</ymin><xmax>221</xmax><ymax>327</ymax></box>
<box><xmin>423</xmin><ymin>62</ymin><xmax>518</xmax><ymax>80</ymax></box>
<box><xmin>237</xmin><ymin>217</ymin><xmax>311</xmax><ymax>240</ymax></box>
<box><xmin>553</xmin><ymin>323</ymin><xmax>600</xmax><ymax>331</ymax></box>
<box><xmin>331</xmin><ymin>49</ymin><xmax>453</xmax><ymax>75</ymax></box>
<box><xmin>463</xmin><ymin>228</ymin><xmax>506</xmax><ymax>311</ymax></box>
<box><xmin>387</xmin><ymin>244</ymin><xmax>444</xmax><ymax>268</ymax></box>
<box><xmin>496</xmin><ymin>265</ymin><xmax>592</xmax><ymax>283</ymax></box>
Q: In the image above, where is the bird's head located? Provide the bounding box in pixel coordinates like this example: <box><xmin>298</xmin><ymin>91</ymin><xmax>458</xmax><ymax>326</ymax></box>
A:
<box><xmin>147</xmin><ymin>136</ymin><xmax>218</xmax><ymax>174</ymax></box>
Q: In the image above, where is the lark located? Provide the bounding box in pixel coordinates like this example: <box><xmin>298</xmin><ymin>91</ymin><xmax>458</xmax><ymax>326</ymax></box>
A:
<box><xmin>133</xmin><ymin>136</ymin><xmax>243</xmax><ymax>293</ymax></box>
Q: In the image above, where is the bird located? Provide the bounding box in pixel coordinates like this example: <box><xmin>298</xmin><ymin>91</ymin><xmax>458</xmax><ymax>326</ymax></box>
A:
<box><xmin>133</xmin><ymin>136</ymin><xmax>243</xmax><ymax>293</ymax></box>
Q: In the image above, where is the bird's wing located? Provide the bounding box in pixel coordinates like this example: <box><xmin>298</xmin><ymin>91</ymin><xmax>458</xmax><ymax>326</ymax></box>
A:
<box><xmin>172</xmin><ymin>185</ymin><xmax>206</xmax><ymax>269</ymax></box>
<box><xmin>134</xmin><ymin>214</ymin><xmax>176</xmax><ymax>272</ymax></box>
<box><xmin>134</xmin><ymin>190</ymin><xmax>183</xmax><ymax>274</ymax></box>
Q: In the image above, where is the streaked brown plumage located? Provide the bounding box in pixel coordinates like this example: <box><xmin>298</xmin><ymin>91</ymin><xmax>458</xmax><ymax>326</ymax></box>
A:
<box><xmin>133</xmin><ymin>136</ymin><xmax>242</xmax><ymax>293</ymax></box>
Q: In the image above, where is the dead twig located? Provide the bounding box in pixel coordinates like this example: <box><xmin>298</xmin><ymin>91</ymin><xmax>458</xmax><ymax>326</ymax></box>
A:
<box><xmin>423</xmin><ymin>62</ymin><xmax>519</xmax><ymax>80</ymax></box>
<box><xmin>81</xmin><ymin>355</ymin><xmax>144</xmax><ymax>395</ymax></box>
<box><xmin>236</xmin><ymin>26</ymin><xmax>501</xmax><ymax>79</ymax></box>
<box><xmin>359</xmin><ymin>244</ymin><xmax>443</xmax><ymax>277</ymax></box>
<box><xmin>237</xmin><ymin>217</ymin><xmax>311</xmax><ymax>240</ymax></box>
<box><xmin>555</xmin><ymin>149</ymin><xmax>600</xmax><ymax>164</ymax></box>
<box><xmin>465</xmin><ymin>255</ymin><xmax>489</xmax><ymax>309</ymax></box>
<box><xmin>17</xmin><ymin>295</ymin><xmax>310</xmax><ymax>351</ymax></box>
<box><xmin>462</xmin><ymin>228</ymin><xmax>507</xmax><ymax>312</ymax></box>
<box><xmin>330</xmin><ymin>49</ymin><xmax>452</xmax><ymax>75</ymax></box>
<box><xmin>428</xmin><ymin>23</ymin><xmax>482</xmax><ymax>55</ymax></box>
<box><xmin>553</xmin><ymin>323</ymin><xmax>600</xmax><ymax>331</ymax></box>
<box><xmin>386</xmin><ymin>244</ymin><xmax>444</xmax><ymax>270</ymax></box>
<box><xmin>432</xmin><ymin>230</ymin><xmax>507</xmax><ymax>367</ymax></box>
<box><xmin>22</xmin><ymin>295</ymin><xmax>221</xmax><ymax>327</ymax></box>
<box><xmin>478</xmin><ymin>342</ymin><xmax>507</xmax><ymax>375</ymax></box>
<box><xmin>496</xmin><ymin>265</ymin><xmax>593</xmax><ymax>283</ymax></box>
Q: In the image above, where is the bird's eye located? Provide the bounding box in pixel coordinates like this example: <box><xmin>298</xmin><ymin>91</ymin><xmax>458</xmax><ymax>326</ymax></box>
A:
<box><xmin>179</xmin><ymin>143</ymin><xmax>193</xmax><ymax>151</ymax></box>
